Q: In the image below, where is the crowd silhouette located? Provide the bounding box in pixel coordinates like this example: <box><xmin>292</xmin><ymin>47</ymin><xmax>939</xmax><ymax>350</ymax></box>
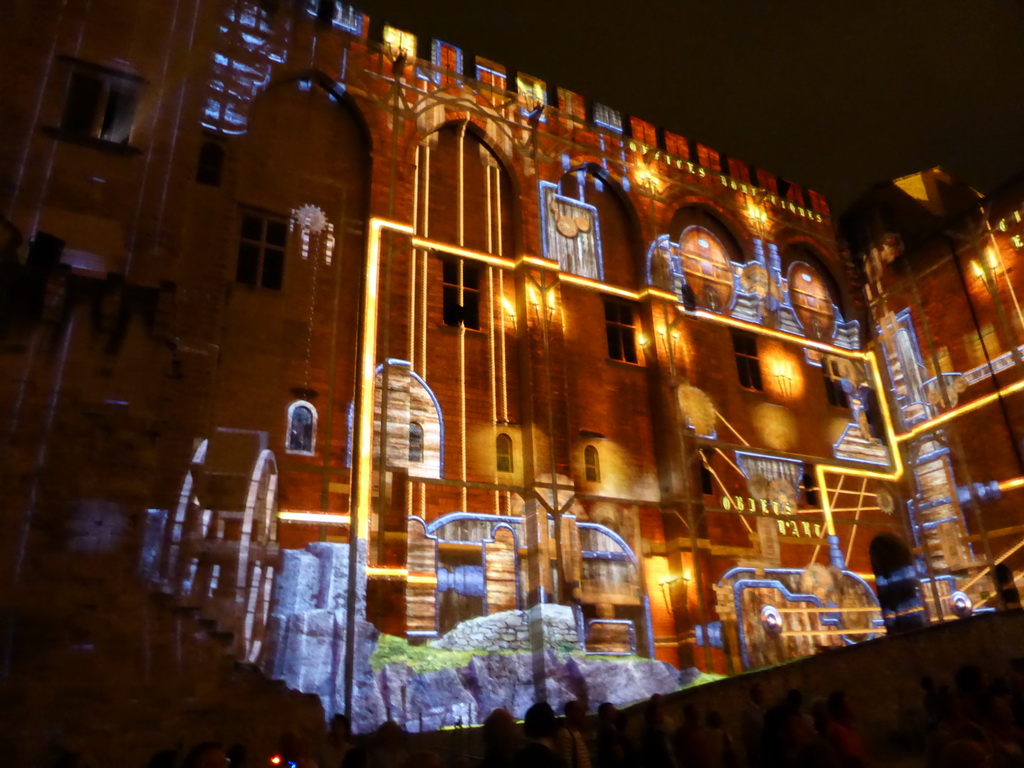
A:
<box><xmin>46</xmin><ymin>660</ymin><xmax>1024</xmax><ymax>768</ymax></box>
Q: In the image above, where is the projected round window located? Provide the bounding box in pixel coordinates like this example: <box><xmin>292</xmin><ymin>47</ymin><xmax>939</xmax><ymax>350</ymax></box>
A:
<box><xmin>760</xmin><ymin>605</ymin><xmax>783</xmax><ymax>637</ymax></box>
<box><xmin>787</xmin><ymin>261</ymin><xmax>835</xmax><ymax>340</ymax></box>
<box><xmin>680</xmin><ymin>227</ymin><xmax>733</xmax><ymax>311</ymax></box>
<box><xmin>950</xmin><ymin>590</ymin><xmax>973</xmax><ymax>618</ymax></box>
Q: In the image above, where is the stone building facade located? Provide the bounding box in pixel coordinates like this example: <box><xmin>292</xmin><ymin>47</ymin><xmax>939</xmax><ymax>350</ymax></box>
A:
<box><xmin>2</xmin><ymin>0</ymin><xmax>1022</xmax><ymax>758</ymax></box>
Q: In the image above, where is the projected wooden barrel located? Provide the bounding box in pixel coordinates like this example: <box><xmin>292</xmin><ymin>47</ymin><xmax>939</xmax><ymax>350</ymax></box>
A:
<box><xmin>787</xmin><ymin>261</ymin><xmax>835</xmax><ymax>340</ymax></box>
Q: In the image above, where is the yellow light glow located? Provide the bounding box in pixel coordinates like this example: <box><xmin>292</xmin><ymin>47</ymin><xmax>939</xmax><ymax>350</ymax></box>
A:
<box><xmin>501</xmin><ymin>296</ymin><xmax>517</xmax><ymax>318</ymax></box>
<box><xmin>999</xmin><ymin>477</ymin><xmax>1024</xmax><ymax>492</ymax></box>
<box><xmin>559</xmin><ymin>272</ymin><xmax>639</xmax><ymax>300</ymax></box>
<box><xmin>896</xmin><ymin>378</ymin><xmax>1024</xmax><ymax>442</ymax></box>
<box><xmin>517</xmin><ymin>255</ymin><xmax>556</xmax><ymax>270</ymax></box>
<box><xmin>354</xmin><ymin>219</ymin><xmax>415</xmax><ymax>540</ymax></box>
<box><xmin>407</xmin><ymin>574</ymin><xmax>439</xmax><ymax>585</ymax></box>
<box><xmin>691</xmin><ymin>309</ymin><xmax>863</xmax><ymax>359</ymax></box>
<box><xmin>366</xmin><ymin>567</ymin><xmax>409</xmax><ymax>578</ymax></box>
<box><xmin>411</xmin><ymin>236</ymin><xmax>515</xmax><ymax>270</ymax></box>
<box><xmin>971</xmin><ymin>260</ymin><xmax>985</xmax><ymax>279</ymax></box>
<box><xmin>278</xmin><ymin>511</ymin><xmax>352</xmax><ymax>525</ymax></box>
<box><xmin>637</xmin><ymin>333</ymin><xmax>650</xmax><ymax>347</ymax></box>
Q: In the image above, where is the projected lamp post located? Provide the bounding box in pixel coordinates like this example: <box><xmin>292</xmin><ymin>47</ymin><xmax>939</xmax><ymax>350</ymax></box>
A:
<box><xmin>657</xmin><ymin>300</ymin><xmax>714</xmax><ymax>670</ymax></box>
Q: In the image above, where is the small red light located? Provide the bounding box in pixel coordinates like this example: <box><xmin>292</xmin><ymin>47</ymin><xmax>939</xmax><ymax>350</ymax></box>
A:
<box><xmin>271</xmin><ymin>757</ymin><xmax>282</xmax><ymax>765</ymax></box>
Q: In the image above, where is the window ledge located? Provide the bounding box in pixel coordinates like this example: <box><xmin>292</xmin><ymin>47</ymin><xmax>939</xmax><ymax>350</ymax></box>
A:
<box><xmin>606</xmin><ymin>358</ymin><xmax>645</xmax><ymax>370</ymax></box>
<box><xmin>42</xmin><ymin>126</ymin><xmax>142</xmax><ymax>155</ymax></box>
<box><xmin>437</xmin><ymin>324</ymin><xmax>486</xmax><ymax>336</ymax></box>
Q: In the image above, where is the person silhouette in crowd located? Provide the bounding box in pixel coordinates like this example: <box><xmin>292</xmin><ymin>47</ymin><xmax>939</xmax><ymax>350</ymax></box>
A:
<box><xmin>742</xmin><ymin>683</ymin><xmax>767</xmax><ymax>768</ymax></box>
<box><xmin>596</xmin><ymin>703</ymin><xmax>630</xmax><ymax>768</ymax></box>
<box><xmin>480</xmin><ymin>708</ymin><xmax>520</xmax><ymax>768</ymax></box>
<box><xmin>183</xmin><ymin>742</ymin><xmax>230</xmax><ymax>768</ymax></box>
<box><xmin>642</xmin><ymin>696</ymin><xmax>677</xmax><ymax>768</ymax></box>
<box><xmin>515</xmin><ymin>702</ymin><xmax>567</xmax><ymax>768</ymax></box>
<box><xmin>322</xmin><ymin>714</ymin><xmax>355</xmax><ymax>768</ymax></box>
<box><xmin>557</xmin><ymin>699</ymin><xmax>592</xmax><ymax>768</ymax></box>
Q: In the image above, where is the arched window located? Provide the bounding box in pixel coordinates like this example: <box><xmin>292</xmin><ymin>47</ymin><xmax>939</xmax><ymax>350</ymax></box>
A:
<box><xmin>196</xmin><ymin>141</ymin><xmax>225</xmax><ymax>186</ymax></box>
<box><xmin>409</xmin><ymin>422</ymin><xmax>424</xmax><ymax>463</ymax></box>
<box><xmin>584</xmin><ymin>445</ymin><xmax>601</xmax><ymax>483</ymax></box>
<box><xmin>496</xmin><ymin>433</ymin><xmax>513</xmax><ymax>473</ymax></box>
<box><xmin>286</xmin><ymin>401</ymin><xmax>316</xmax><ymax>455</ymax></box>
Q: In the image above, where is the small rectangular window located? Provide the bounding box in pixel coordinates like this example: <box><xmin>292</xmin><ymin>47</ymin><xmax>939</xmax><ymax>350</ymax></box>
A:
<box><xmin>442</xmin><ymin>259</ymin><xmax>480</xmax><ymax>329</ymax></box>
<box><xmin>604</xmin><ymin>300</ymin><xmax>638</xmax><ymax>363</ymax></box>
<box><xmin>58</xmin><ymin>60</ymin><xmax>141</xmax><ymax>145</ymax></box>
<box><xmin>236</xmin><ymin>211</ymin><xmax>287</xmax><ymax>290</ymax></box>
<box><xmin>732</xmin><ymin>331</ymin><xmax>763</xmax><ymax>391</ymax></box>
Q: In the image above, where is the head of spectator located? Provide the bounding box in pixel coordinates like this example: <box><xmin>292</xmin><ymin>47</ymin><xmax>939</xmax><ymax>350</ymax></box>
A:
<box><xmin>524</xmin><ymin>702</ymin><xmax>559</xmax><ymax>742</ymax></box>
<box><xmin>403</xmin><ymin>751</ymin><xmax>441</xmax><ymax>768</ymax></box>
<box><xmin>749</xmin><ymin>682</ymin><xmax>765</xmax><ymax>708</ymax></box>
<box><xmin>330</xmin><ymin>714</ymin><xmax>353</xmax><ymax>746</ymax></box>
<box><xmin>183</xmin><ymin>742</ymin><xmax>229</xmax><ymax>768</ymax></box>
<box><xmin>683</xmin><ymin>703</ymin><xmax>701</xmax><ymax>730</ymax></box>
<box><xmin>482</xmin><ymin>707</ymin><xmax>519</xmax><ymax>756</ymax></box>
<box><xmin>341</xmin><ymin>747</ymin><xmax>372</xmax><ymax>768</ymax></box>
<box><xmin>564</xmin><ymin>699</ymin><xmax>587</xmax><ymax>731</ymax></box>
<box><xmin>598</xmin><ymin>702</ymin><xmax>618</xmax><ymax>727</ymax></box>
<box><xmin>784</xmin><ymin>688</ymin><xmax>804</xmax><ymax>714</ymax></box>
<box><xmin>707</xmin><ymin>710</ymin><xmax>725</xmax><ymax>730</ymax></box>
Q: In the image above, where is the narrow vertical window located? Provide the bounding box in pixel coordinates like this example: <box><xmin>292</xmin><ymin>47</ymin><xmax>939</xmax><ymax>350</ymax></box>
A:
<box><xmin>197</xmin><ymin>141</ymin><xmax>225</xmax><ymax>186</ymax></box>
<box><xmin>604</xmin><ymin>300</ymin><xmax>638</xmax><ymax>363</ymax></box>
<box><xmin>823</xmin><ymin>359</ymin><xmax>849</xmax><ymax>408</ymax></box>
<box><xmin>700</xmin><ymin>462</ymin><xmax>713</xmax><ymax>495</ymax></box>
<box><xmin>442</xmin><ymin>260</ymin><xmax>480</xmax><ymax>329</ymax></box>
<box><xmin>496</xmin><ymin>433</ymin><xmax>513</xmax><ymax>473</ymax></box>
<box><xmin>409</xmin><ymin>422</ymin><xmax>424</xmax><ymax>463</ymax></box>
<box><xmin>732</xmin><ymin>331</ymin><xmax>763</xmax><ymax>391</ymax></box>
<box><xmin>286</xmin><ymin>402</ymin><xmax>316</xmax><ymax>455</ymax></box>
<box><xmin>584</xmin><ymin>445</ymin><xmax>601</xmax><ymax>483</ymax></box>
<box><xmin>800</xmin><ymin>467</ymin><xmax>819</xmax><ymax>507</ymax></box>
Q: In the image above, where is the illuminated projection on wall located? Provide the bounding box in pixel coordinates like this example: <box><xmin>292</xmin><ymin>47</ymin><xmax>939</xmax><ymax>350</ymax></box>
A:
<box><xmin>646</xmin><ymin>224</ymin><xmax>860</xmax><ymax>349</ymax></box>
<box><xmin>203</xmin><ymin>2</ymin><xmax>291</xmax><ymax>134</ymax></box>
<box><xmin>540</xmin><ymin>170</ymin><xmax>605</xmax><ymax>280</ymax></box>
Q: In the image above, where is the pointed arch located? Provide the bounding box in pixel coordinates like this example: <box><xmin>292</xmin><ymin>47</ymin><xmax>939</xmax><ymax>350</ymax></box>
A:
<box><xmin>418</xmin><ymin>120</ymin><xmax>517</xmax><ymax>257</ymax></box>
<box><xmin>370</xmin><ymin>359</ymin><xmax>445</xmax><ymax>479</ymax></box>
<box><xmin>542</xmin><ymin>162</ymin><xmax>644</xmax><ymax>286</ymax></box>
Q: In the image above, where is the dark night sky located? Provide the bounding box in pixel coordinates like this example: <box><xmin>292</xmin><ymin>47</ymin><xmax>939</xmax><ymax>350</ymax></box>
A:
<box><xmin>356</xmin><ymin>0</ymin><xmax>1024</xmax><ymax>214</ymax></box>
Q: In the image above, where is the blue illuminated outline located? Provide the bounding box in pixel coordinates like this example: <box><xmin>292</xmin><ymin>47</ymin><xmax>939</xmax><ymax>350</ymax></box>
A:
<box><xmin>285</xmin><ymin>399</ymin><xmax>318</xmax><ymax>456</ymax></box>
<box><xmin>539</xmin><ymin>179</ymin><xmax>605</xmax><ymax>281</ymax></box>
<box><xmin>577</xmin><ymin>522</ymin><xmax>638</xmax><ymax>566</ymax></box>
<box><xmin>831</xmin><ymin>422</ymin><xmax>892</xmax><ymax>466</ymax></box>
<box><xmin>583</xmin><ymin>618</ymin><xmax>636</xmax><ymax>656</ymax></box>
<box><xmin>592</xmin><ymin>103</ymin><xmax>623</xmax><ymax>133</ymax></box>
<box><xmin>430</xmin><ymin>39</ymin><xmax>463</xmax><ymax>76</ymax></box>
<box><xmin>720</xmin><ymin>566</ymin><xmax>882</xmax><ymax>666</ymax></box>
<box><xmin>343</xmin><ymin>360</ymin><xmax>445</xmax><ymax>473</ymax></box>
